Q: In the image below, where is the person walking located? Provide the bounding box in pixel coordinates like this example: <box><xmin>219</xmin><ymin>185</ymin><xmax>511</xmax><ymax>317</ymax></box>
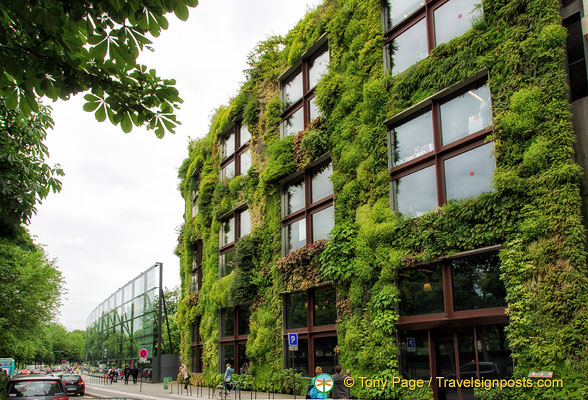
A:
<box><xmin>223</xmin><ymin>363</ymin><xmax>234</xmax><ymax>394</ymax></box>
<box><xmin>123</xmin><ymin>365</ymin><xmax>131</xmax><ymax>385</ymax></box>
<box><xmin>331</xmin><ymin>365</ymin><xmax>350</xmax><ymax>400</ymax></box>
<box><xmin>179</xmin><ymin>364</ymin><xmax>189</xmax><ymax>390</ymax></box>
<box><xmin>131</xmin><ymin>366</ymin><xmax>139</xmax><ymax>384</ymax></box>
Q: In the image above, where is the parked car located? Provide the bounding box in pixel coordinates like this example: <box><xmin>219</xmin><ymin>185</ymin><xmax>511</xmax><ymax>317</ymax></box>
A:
<box><xmin>6</xmin><ymin>374</ymin><xmax>69</xmax><ymax>399</ymax></box>
<box><xmin>59</xmin><ymin>374</ymin><xmax>85</xmax><ymax>396</ymax></box>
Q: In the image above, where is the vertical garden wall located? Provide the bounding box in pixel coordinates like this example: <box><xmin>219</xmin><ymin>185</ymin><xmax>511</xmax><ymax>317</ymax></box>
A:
<box><xmin>176</xmin><ymin>0</ymin><xmax>588</xmax><ymax>398</ymax></box>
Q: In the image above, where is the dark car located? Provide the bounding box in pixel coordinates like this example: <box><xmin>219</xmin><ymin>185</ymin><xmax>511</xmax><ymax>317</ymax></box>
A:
<box><xmin>6</xmin><ymin>374</ymin><xmax>69</xmax><ymax>399</ymax></box>
<box><xmin>59</xmin><ymin>374</ymin><xmax>85</xmax><ymax>396</ymax></box>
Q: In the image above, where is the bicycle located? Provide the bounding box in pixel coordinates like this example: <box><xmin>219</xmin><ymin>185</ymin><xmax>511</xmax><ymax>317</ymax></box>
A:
<box><xmin>214</xmin><ymin>381</ymin><xmax>239</xmax><ymax>399</ymax></box>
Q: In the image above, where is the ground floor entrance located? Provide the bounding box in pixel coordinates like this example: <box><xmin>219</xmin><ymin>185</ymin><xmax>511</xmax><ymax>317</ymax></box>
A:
<box><xmin>399</xmin><ymin>324</ymin><xmax>513</xmax><ymax>400</ymax></box>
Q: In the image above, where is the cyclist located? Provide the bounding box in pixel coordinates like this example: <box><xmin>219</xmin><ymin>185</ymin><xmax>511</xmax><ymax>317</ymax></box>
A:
<box><xmin>223</xmin><ymin>363</ymin><xmax>234</xmax><ymax>394</ymax></box>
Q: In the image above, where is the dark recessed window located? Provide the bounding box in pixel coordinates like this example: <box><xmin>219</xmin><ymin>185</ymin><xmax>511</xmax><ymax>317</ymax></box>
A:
<box><xmin>564</xmin><ymin>13</ymin><xmax>588</xmax><ymax>101</ymax></box>
<box><xmin>282</xmin><ymin>160</ymin><xmax>334</xmax><ymax>254</ymax></box>
<box><xmin>313</xmin><ymin>336</ymin><xmax>338</xmax><ymax>375</ymax></box>
<box><xmin>313</xmin><ymin>286</ymin><xmax>337</xmax><ymax>326</ymax></box>
<box><xmin>384</xmin><ymin>0</ymin><xmax>482</xmax><ymax>75</ymax></box>
<box><xmin>286</xmin><ymin>291</ymin><xmax>308</xmax><ymax>329</ymax></box>
<box><xmin>219</xmin><ymin>306</ymin><xmax>250</xmax><ymax>374</ymax></box>
<box><xmin>220</xmin><ymin>120</ymin><xmax>252</xmax><ymax>180</ymax></box>
<box><xmin>285</xmin><ymin>337</ymin><xmax>309</xmax><ymax>376</ymax></box>
<box><xmin>280</xmin><ymin>38</ymin><xmax>329</xmax><ymax>137</ymax></box>
<box><xmin>238</xmin><ymin>305</ymin><xmax>251</xmax><ymax>336</ymax></box>
<box><xmin>221</xmin><ymin>308</ymin><xmax>234</xmax><ymax>337</ymax></box>
<box><xmin>388</xmin><ymin>79</ymin><xmax>495</xmax><ymax>217</ymax></box>
<box><xmin>398</xmin><ymin>265</ymin><xmax>445</xmax><ymax>316</ymax></box>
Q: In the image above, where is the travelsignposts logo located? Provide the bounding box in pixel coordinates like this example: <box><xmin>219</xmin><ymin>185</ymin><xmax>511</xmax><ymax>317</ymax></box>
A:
<box><xmin>314</xmin><ymin>373</ymin><xmax>334</xmax><ymax>394</ymax></box>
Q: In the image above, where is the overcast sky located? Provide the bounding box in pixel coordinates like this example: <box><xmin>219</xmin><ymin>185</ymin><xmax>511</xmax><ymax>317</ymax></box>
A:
<box><xmin>28</xmin><ymin>0</ymin><xmax>323</xmax><ymax>331</ymax></box>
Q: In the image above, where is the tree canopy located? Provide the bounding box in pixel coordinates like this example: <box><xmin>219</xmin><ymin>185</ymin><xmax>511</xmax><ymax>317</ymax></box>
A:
<box><xmin>0</xmin><ymin>0</ymin><xmax>198</xmax><ymax>136</ymax></box>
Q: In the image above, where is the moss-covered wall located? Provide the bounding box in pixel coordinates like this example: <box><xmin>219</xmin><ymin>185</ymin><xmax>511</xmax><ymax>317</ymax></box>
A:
<box><xmin>176</xmin><ymin>0</ymin><xmax>588</xmax><ymax>398</ymax></box>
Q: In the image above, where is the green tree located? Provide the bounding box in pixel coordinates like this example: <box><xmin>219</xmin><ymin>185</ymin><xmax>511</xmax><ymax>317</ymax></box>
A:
<box><xmin>0</xmin><ymin>0</ymin><xmax>198</xmax><ymax>136</ymax></box>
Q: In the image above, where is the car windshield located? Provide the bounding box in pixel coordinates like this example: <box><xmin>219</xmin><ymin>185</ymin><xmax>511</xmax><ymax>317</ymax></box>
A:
<box><xmin>8</xmin><ymin>380</ymin><xmax>63</xmax><ymax>397</ymax></box>
<box><xmin>60</xmin><ymin>375</ymin><xmax>80</xmax><ymax>383</ymax></box>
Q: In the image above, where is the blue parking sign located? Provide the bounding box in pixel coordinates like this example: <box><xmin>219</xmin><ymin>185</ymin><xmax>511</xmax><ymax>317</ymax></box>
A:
<box><xmin>288</xmin><ymin>333</ymin><xmax>298</xmax><ymax>346</ymax></box>
<box><xmin>407</xmin><ymin>337</ymin><xmax>416</xmax><ymax>352</ymax></box>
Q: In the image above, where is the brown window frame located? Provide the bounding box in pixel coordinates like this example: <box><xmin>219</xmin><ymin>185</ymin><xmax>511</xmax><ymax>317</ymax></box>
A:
<box><xmin>219</xmin><ymin>205</ymin><xmax>250</xmax><ymax>277</ymax></box>
<box><xmin>190</xmin><ymin>318</ymin><xmax>203</xmax><ymax>373</ymax></box>
<box><xmin>386</xmin><ymin>71</ymin><xmax>494</xmax><ymax>214</ymax></box>
<box><xmin>382</xmin><ymin>0</ymin><xmax>483</xmax><ymax>74</ymax></box>
<box><xmin>219</xmin><ymin>305</ymin><xmax>250</xmax><ymax>374</ymax></box>
<box><xmin>220</xmin><ymin>119</ymin><xmax>251</xmax><ymax>180</ymax></box>
<box><xmin>190</xmin><ymin>240</ymin><xmax>203</xmax><ymax>294</ymax></box>
<box><xmin>279</xmin><ymin>35</ymin><xmax>329</xmax><ymax>138</ymax></box>
<box><xmin>395</xmin><ymin>245</ymin><xmax>507</xmax><ymax>331</ymax></box>
<box><xmin>280</xmin><ymin>154</ymin><xmax>334</xmax><ymax>255</ymax></box>
<box><xmin>282</xmin><ymin>283</ymin><xmax>338</xmax><ymax>376</ymax></box>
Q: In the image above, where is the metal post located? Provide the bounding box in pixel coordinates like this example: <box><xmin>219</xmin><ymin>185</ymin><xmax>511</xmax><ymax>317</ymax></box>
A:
<box><xmin>140</xmin><ymin>368</ymin><xmax>143</xmax><ymax>392</ymax></box>
<box><xmin>291</xmin><ymin>354</ymin><xmax>296</xmax><ymax>399</ymax></box>
<box><xmin>157</xmin><ymin>262</ymin><xmax>163</xmax><ymax>382</ymax></box>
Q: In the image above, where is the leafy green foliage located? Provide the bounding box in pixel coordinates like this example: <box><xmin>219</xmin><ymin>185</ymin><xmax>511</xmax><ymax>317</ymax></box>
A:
<box><xmin>0</xmin><ymin>0</ymin><xmax>197</xmax><ymax>136</ymax></box>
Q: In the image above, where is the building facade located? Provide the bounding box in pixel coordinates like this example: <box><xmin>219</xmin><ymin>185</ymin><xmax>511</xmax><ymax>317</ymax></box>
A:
<box><xmin>176</xmin><ymin>0</ymin><xmax>588</xmax><ymax>399</ymax></box>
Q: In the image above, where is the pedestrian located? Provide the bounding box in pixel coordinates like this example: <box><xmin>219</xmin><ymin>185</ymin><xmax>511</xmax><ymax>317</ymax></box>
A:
<box><xmin>179</xmin><ymin>363</ymin><xmax>189</xmax><ymax>390</ymax></box>
<box><xmin>108</xmin><ymin>368</ymin><xmax>115</xmax><ymax>384</ymax></box>
<box><xmin>131</xmin><ymin>366</ymin><xmax>139</xmax><ymax>384</ymax></box>
<box><xmin>223</xmin><ymin>363</ymin><xmax>234</xmax><ymax>394</ymax></box>
<box><xmin>124</xmin><ymin>365</ymin><xmax>131</xmax><ymax>385</ymax></box>
<box><xmin>331</xmin><ymin>365</ymin><xmax>350</xmax><ymax>400</ymax></box>
<box><xmin>308</xmin><ymin>366</ymin><xmax>327</xmax><ymax>399</ymax></box>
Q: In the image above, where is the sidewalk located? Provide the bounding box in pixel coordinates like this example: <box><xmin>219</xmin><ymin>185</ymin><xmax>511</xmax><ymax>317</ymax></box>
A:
<box><xmin>84</xmin><ymin>375</ymin><xmax>298</xmax><ymax>400</ymax></box>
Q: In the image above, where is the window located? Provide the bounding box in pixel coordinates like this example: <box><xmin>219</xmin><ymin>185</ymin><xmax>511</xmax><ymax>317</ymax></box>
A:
<box><xmin>383</xmin><ymin>0</ymin><xmax>482</xmax><ymax>75</ymax></box>
<box><xmin>190</xmin><ymin>319</ymin><xmax>203</xmax><ymax>373</ymax></box>
<box><xmin>220</xmin><ymin>120</ymin><xmax>252</xmax><ymax>180</ymax></box>
<box><xmin>219</xmin><ymin>306</ymin><xmax>250</xmax><ymax>374</ymax></box>
<box><xmin>564</xmin><ymin>13</ymin><xmax>588</xmax><ymax>101</ymax></box>
<box><xmin>387</xmin><ymin>76</ymin><xmax>495</xmax><ymax>217</ymax></box>
<box><xmin>282</xmin><ymin>159</ymin><xmax>334</xmax><ymax>254</ymax></box>
<box><xmin>283</xmin><ymin>285</ymin><xmax>338</xmax><ymax>376</ymax></box>
<box><xmin>191</xmin><ymin>240</ymin><xmax>203</xmax><ymax>294</ymax></box>
<box><xmin>397</xmin><ymin>249</ymin><xmax>506</xmax><ymax>318</ymax></box>
<box><xmin>191</xmin><ymin>168</ymin><xmax>200</xmax><ymax>217</ymax></box>
<box><xmin>219</xmin><ymin>207</ymin><xmax>251</xmax><ymax>277</ymax></box>
<box><xmin>280</xmin><ymin>36</ymin><xmax>329</xmax><ymax>137</ymax></box>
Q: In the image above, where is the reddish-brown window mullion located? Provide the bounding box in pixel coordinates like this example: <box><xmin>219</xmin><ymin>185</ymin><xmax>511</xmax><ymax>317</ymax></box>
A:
<box><xmin>220</xmin><ymin>243</ymin><xmax>235</xmax><ymax>253</ymax></box>
<box><xmin>221</xmin><ymin>155</ymin><xmax>235</xmax><ymax>169</ymax></box>
<box><xmin>283</xmin><ymin>100</ymin><xmax>304</xmax><ymax>122</ymax></box>
<box><xmin>442</xmin><ymin>262</ymin><xmax>454</xmax><ymax>317</ymax></box>
<box><xmin>389</xmin><ymin>153</ymin><xmax>436</xmax><ymax>176</ymax></box>
<box><xmin>305</xmin><ymin>172</ymin><xmax>312</xmax><ymax>245</ymax></box>
<box><xmin>440</xmin><ymin>137</ymin><xmax>491</xmax><ymax>164</ymax></box>
<box><xmin>432</xmin><ymin>102</ymin><xmax>445</xmax><ymax>207</ymax></box>
<box><xmin>282</xmin><ymin>211</ymin><xmax>305</xmax><ymax>227</ymax></box>
<box><xmin>384</xmin><ymin>10</ymin><xmax>426</xmax><ymax>43</ymax></box>
<box><xmin>438</xmin><ymin>128</ymin><xmax>491</xmax><ymax>156</ymax></box>
<box><xmin>308</xmin><ymin>195</ymin><xmax>334</xmax><ymax>213</ymax></box>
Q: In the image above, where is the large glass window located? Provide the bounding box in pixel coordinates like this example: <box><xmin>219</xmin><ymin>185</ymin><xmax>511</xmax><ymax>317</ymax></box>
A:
<box><xmin>398</xmin><ymin>265</ymin><xmax>444</xmax><ymax>316</ymax></box>
<box><xmin>221</xmin><ymin>308</ymin><xmax>234</xmax><ymax>337</ymax></box>
<box><xmin>219</xmin><ymin>207</ymin><xmax>251</xmax><ymax>277</ymax></box>
<box><xmin>282</xmin><ymin>160</ymin><xmax>334</xmax><ymax>254</ymax></box>
<box><xmin>384</xmin><ymin>0</ymin><xmax>482</xmax><ymax>75</ymax></box>
<box><xmin>219</xmin><ymin>306</ymin><xmax>250</xmax><ymax>374</ymax></box>
<box><xmin>280</xmin><ymin>39</ymin><xmax>329</xmax><ymax>138</ymax></box>
<box><xmin>313</xmin><ymin>286</ymin><xmax>337</xmax><ymax>326</ymax></box>
<box><xmin>314</xmin><ymin>336</ymin><xmax>338</xmax><ymax>374</ymax></box>
<box><xmin>220</xmin><ymin>119</ymin><xmax>253</xmax><ymax>180</ymax></box>
<box><xmin>286</xmin><ymin>291</ymin><xmax>308</xmax><ymax>329</ymax></box>
<box><xmin>388</xmin><ymin>79</ymin><xmax>494</xmax><ymax>217</ymax></box>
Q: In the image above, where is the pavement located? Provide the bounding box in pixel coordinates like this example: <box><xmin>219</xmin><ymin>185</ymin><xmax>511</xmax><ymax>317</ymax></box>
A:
<box><xmin>83</xmin><ymin>374</ymin><xmax>298</xmax><ymax>400</ymax></box>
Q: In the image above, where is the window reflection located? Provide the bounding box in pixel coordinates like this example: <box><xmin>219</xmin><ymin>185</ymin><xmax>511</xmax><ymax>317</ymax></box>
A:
<box><xmin>286</xmin><ymin>219</ymin><xmax>306</xmax><ymax>253</ymax></box>
<box><xmin>281</xmin><ymin>107</ymin><xmax>305</xmax><ymax>137</ymax></box>
<box><xmin>312</xmin><ymin>206</ymin><xmax>334</xmax><ymax>242</ymax></box>
<box><xmin>444</xmin><ymin>142</ymin><xmax>495</xmax><ymax>202</ymax></box>
<box><xmin>220</xmin><ymin>217</ymin><xmax>235</xmax><ymax>247</ymax></box>
<box><xmin>309</xmin><ymin>50</ymin><xmax>330</xmax><ymax>89</ymax></box>
<box><xmin>398</xmin><ymin>265</ymin><xmax>444</xmax><ymax>315</ymax></box>
<box><xmin>221</xmin><ymin>161</ymin><xmax>235</xmax><ymax>181</ymax></box>
<box><xmin>314</xmin><ymin>336</ymin><xmax>338</xmax><ymax>375</ymax></box>
<box><xmin>388</xmin><ymin>0</ymin><xmax>425</xmax><ymax>28</ymax></box>
<box><xmin>240</xmin><ymin>124</ymin><xmax>251</xmax><ymax>144</ymax></box>
<box><xmin>440</xmin><ymin>84</ymin><xmax>492</xmax><ymax>145</ymax></box>
<box><xmin>221</xmin><ymin>133</ymin><xmax>235</xmax><ymax>160</ymax></box>
<box><xmin>286</xmin><ymin>291</ymin><xmax>308</xmax><ymax>329</ymax></box>
<box><xmin>391</xmin><ymin>111</ymin><xmax>433</xmax><ymax>166</ymax></box>
<box><xmin>309</xmin><ymin>97</ymin><xmax>321</xmax><ymax>121</ymax></box>
<box><xmin>313</xmin><ymin>286</ymin><xmax>337</xmax><ymax>326</ymax></box>
<box><xmin>287</xmin><ymin>180</ymin><xmax>305</xmax><ymax>215</ymax></box>
<box><xmin>434</xmin><ymin>0</ymin><xmax>481</xmax><ymax>46</ymax></box>
<box><xmin>240</xmin><ymin>209</ymin><xmax>251</xmax><ymax>238</ymax></box>
<box><xmin>282</xmin><ymin>72</ymin><xmax>303</xmax><ymax>108</ymax></box>
<box><xmin>392</xmin><ymin>18</ymin><xmax>428</xmax><ymax>75</ymax></box>
<box><xmin>311</xmin><ymin>163</ymin><xmax>333</xmax><ymax>202</ymax></box>
<box><xmin>394</xmin><ymin>166</ymin><xmax>437</xmax><ymax>217</ymax></box>
<box><xmin>220</xmin><ymin>249</ymin><xmax>235</xmax><ymax>277</ymax></box>
<box><xmin>240</xmin><ymin>148</ymin><xmax>252</xmax><ymax>174</ymax></box>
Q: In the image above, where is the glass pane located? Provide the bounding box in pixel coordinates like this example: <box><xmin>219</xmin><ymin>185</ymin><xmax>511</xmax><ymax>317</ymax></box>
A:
<box><xmin>240</xmin><ymin>148</ymin><xmax>252</xmax><ymax>174</ymax></box>
<box><xmin>313</xmin><ymin>286</ymin><xmax>337</xmax><ymax>326</ymax></box>
<box><xmin>286</xmin><ymin>219</ymin><xmax>306</xmax><ymax>252</ymax></box>
<box><xmin>440</xmin><ymin>84</ymin><xmax>492</xmax><ymax>145</ymax></box>
<box><xmin>221</xmin><ymin>132</ymin><xmax>235</xmax><ymax>159</ymax></box>
<box><xmin>281</xmin><ymin>106</ymin><xmax>304</xmax><ymax>137</ymax></box>
<box><xmin>220</xmin><ymin>217</ymin><xmax>235</xmax><ymax>247</ymax></box>
<box><xmin>312</xmin><ymin>206</ymin><xmax>334</xmax><ymax>242</ymax></box>
<box><xmin>191</xmin><ymin>321</ymin><xmax>199</xmax><ymax>343</ymax></box>
<box><xmin>238</xmin><ymin>306</ymin><xmax>250</xmax><ymax>335</ymax></box>
<box><xmin>286</xmin><ymin>291</ymin><xmax>308</xmax><ymax>329</ymax></box>
<box><xmin>399</xmin><ymin>331</ymin><xmax>430</xmax><ymax>379</ymax></box>
<box><xmin>220</xmin><ymin>249</ymin><xmax>236</xmax><ymax>277</ymax></box>
<box><xmin>309</xmin><ymin>50</ymin><xmax>330</xmax><ymax>89</ymax></box>
<box><xmin>239</xmin><ymin>209</ymin><xmax>251</xmax><ymax>237</ymax></box>
<box><xmin>191</xmin><ymin>273</ymin><xmax>198</xmax><ymax>293</ymax></box>
<box><xmin>391</xmin><ymin>18</ymin><xmax>428</xmax><ymax>75</ymax></box>
<box><xmin>434</xmin><ymin>0</ymin><xmax>481</xmax><ymax>46</ymax></box>
<box><xmin>286</xmin><ymin>180</ymin><xmax>305</xmax><ymax>215</ymax></box>
<box><xmin>238</xmin><ymin>344</ymin><xmax>249</xmax><ymax>373</ymax></box>
<box><xmin>221</xmin><ymin>160</ymin><xmax>235</xmax><ymax>181</ymax></box>
<box><xmin>282</xmin><ymin>71</ymin><xmax>303</xmax><ymax>108</ymax></box>
<box><xmin>477</xmin><ymin>325</ymin><xmax>513</xmax><ymax>378</ymax></box>
<box><xmin>285</xmin><ymin>337</ymin><xmax>308</xmax><ymax>376</ymax></box>
<box><xmin>444</xmin><ymin>142</ymin><xmax>495</xmax><ymax>201</ymax></box>
<box><xmin>389</xmin><ymin>0</ymin><xmax>426</xmax><ymax>27</ymax></box>
<box><xmin>309</xmin><ymin>97</ymin><xmax>321</xmax><ymax>121</ymax></box>
<box><xmin>314</xmin><ymin>336</ymin><xmax>337</xmax><ymax>375</ymax></box>
<box><xmin>394</xmin><ymin>165</ymin><xmax>437</xmax><ymax>217</ymax></box>
<box><xmin>222</xmin><ymin>309</ymin><xmax>234</xmax><ymax>337</ymax></box>
<box><xmin>435</xmin><ymin>336</ymin><xmax>457</xmax><ymax>400</ymax></box>
<box><xmin>391</xmin><ymin>110</ymin><xmax>433</xmax><ymax>166</ymax></box>
<box><xmin>240</xmin><ymin>124</ymin><xmax>251</xmax><ymax>145</ymax></box>
<box><xmin>311</xmin><ymin>163</ymin><xmax>333</xmax><ymax>202</ymax></box>
<box><xmin>451</xmin><ymin>252</ymin><xmax>506</xmax><ymax>311</ymax></box>
<box><xmin>398</xmin><ymin>265</ymin><xmax>444</xmax><ymax>315</ymax></box>
<box><xmin>221</xmin><ymin>344</ymin><xmax>235</xmax><ymax>368</ymax></box>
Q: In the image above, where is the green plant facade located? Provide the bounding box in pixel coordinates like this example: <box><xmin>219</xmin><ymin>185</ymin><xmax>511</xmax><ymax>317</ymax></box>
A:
<box><xmin>176</xmin><ymin>0</ymin><xmax>588</xmax><ymax>398</ymax></box>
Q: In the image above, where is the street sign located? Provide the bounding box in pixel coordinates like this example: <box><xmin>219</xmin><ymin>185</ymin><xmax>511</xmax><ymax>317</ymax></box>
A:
<box><xmin>139</xmin><ymin>349</ymin><xmax>148</xmax><ymax>359</ymax></box>
<box><xmin>288</xmin><ymin>333</ymin><xmax>298</xmax><ymax>351</ymax></box>
<box><xmin>407</xmin><ymin>337</ymin><xmax>416</xmax><ymax>353</ymax></box>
